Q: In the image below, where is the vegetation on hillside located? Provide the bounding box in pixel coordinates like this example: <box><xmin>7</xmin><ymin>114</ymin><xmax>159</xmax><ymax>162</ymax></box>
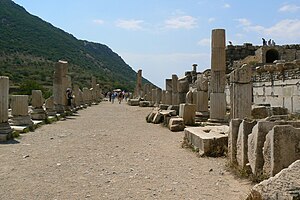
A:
<box><xmin>0</xmin><ymin>0</ymin><xmax>150</xmax><ymax>94</ymax></box>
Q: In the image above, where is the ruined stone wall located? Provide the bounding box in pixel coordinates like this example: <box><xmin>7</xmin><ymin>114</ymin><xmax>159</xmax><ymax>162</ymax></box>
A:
<box><xmin>253</xmin><ymin>79</ymin><xmax>300</xmax><ymax>113</ymax></box>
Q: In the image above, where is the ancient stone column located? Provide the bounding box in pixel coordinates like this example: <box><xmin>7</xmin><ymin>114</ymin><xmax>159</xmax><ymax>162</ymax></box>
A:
<box><xmin>172</xmin><ymin>74</ymin><xmax>179</xmax><ymax>105</ymax></box>
<box><xmin>53</xmin><ymin>60</ymin><xmax>69</xmax><ymax>113</ymax></box>
<box><xmin>165</xmin><ymin>79</ymin><xmax>172</xmax><ymax>105</ymax></box>
<box><xmin>230</xmin><ymin>64</ymin><xmax>252</xmax><ymax>119</ymax></box>
<box><xmin>151</xmin><ymin>88</ymin><xmax>157</xmax><ymax>105</ymax></box>
<box><xmin>155</xmin><ymin>88</ymin><xmax>162</xmax><ymax>106</ymax></box>
<box><xmin>31</xmin><ymin>90</ymin><xmax>47</xmax><ymax>120</ymax></box>
<box><xmin>91</xmin><ymin>76</ymin><xmax>97</xmax><ymax>103</ymax></box>
<box><xmin>209</xmin><ymin>29</ymin><xmax>227</xmax><ymax>122</ymax></box>
<box><xmin>0</xmin><ymin>76</ymin><xmax>12</xmax><ymax>141</ymax></box>
<box><xmin>45</xmin><ymin>96</ymin><xmax>56</xmax><ymax>116</ymax></box>
<box><xmin>135</xmin><ymin>69</ymin><xmax>142</xmax><ymax>98</ymax></box>
<box><xmin>194</xmin><ymin>74</ymin><xmax>209</xmax><ymax>112</ymax></box>
<box><xmin>178</xmin><ymin>78</ymin><xmax>189</xmax><ymax>104</ymax></box>
<box><xmin>82</xmin><ymin>87</ymin><xmax>90</xmax><ymax>106</ymax></box>
<box><xmin>192</xmin><ymin>64</ymin><xmax>198</xmax><ymax>83</ymax></box>
<box><xmin>10</xmin><ymin>95</ymin><xmax>33</xmax><ymax>126</ymax></box>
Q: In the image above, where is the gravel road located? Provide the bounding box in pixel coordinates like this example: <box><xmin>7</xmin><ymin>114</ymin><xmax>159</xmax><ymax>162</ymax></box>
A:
<box><xmin>0</xmin><ymin>101</ymin><xmax>252</xmax><ymax>200</ymax></box>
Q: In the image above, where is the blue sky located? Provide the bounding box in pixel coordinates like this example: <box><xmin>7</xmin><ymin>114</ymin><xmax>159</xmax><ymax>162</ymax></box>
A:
<box><xmin>13</xmin><ymin>0</ymin><xmax>300</xmax><ymax>88</ymax></box>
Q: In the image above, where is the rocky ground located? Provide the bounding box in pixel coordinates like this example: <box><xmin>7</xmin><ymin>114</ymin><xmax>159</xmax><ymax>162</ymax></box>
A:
<box><xmin>0</xmin><ymin>101</ymin><xmax>253</xmax><ymax>200</ymax></box>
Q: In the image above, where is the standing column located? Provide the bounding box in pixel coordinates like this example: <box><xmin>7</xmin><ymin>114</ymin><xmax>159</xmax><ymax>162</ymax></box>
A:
<box><xmin>135</xmin><ymin>69</ymin><xmax>142</xmax><ymax>98</ymax></box>
<box><xmin>194</xmin><ymin>74</ymin><xmax>209</xmax><ymax>112</ymax></box>
<box><xmin>165</xmin><ymin>79</ymin><xmax>172</xmax><ymax>105</ymax></box>
<box><xmin>10</xmin><ymin>95</ymin><xmax>33</xmax><ymax>126</ymax></box>
<box><xmin>0</xmin><ymin>76</ymin><xmax>12</xmax><ymax>141</ymax></box>
<box><xmin>230</xmin><ymin>64</ymin><xmax>252</xmax><ymax>119</ymax></box>
<box><xmin>31</xmin><ymin>90</ymin><xmax>47</xmax><ymax>120</ymax></box>
<box><xmin>53</xmin><ymin>60</ymin><xmax>68</xmax><ymax>113</ymax></box>
<box><xmin>172</xmin><ymin>74</ymin><xmax>179</xmax><ymax>105</ymax></box>
<box><xmin>209</xmin><ymin>29</ymin><xmax>227</xmax><ymax>122</ymax></box>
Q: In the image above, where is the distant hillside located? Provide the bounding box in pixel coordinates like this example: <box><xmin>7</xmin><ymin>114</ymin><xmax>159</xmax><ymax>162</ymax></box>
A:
<box><xmin>0</xmin><ymin>0</ymin><xmax>150</xmax><ymax>93</ymax></box>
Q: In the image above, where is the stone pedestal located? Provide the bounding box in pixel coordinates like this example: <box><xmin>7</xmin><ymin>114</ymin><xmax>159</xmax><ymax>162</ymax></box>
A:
<box><xmin>209</xmin><ymin>29</ymin><xmax>226</xmax><ymax>122</ymax></box>
<box><xmin>31</xmin><ymin>90</ymin><xmax>47</xmax><ymax>120</ymax></box>
<box><xmin>209</xmin><ymin>93</ymin><xmax>226</xmax><ymax>121</ymax></box>
<box><xmin>10</xmin><ymin>95</ymin><xmax>33</xmax><ymax>126</ymax></box>
<box><xmin>45</xmin><ymin>96</ymin><xmax>56</xmax><ymax>116</ymax></box>
<box><xmin>179</xmin><ymin>104</ymin><xmax>196</xmax><ymax>126</ymax></box>
<box><xmin>0</xmin><ymin>76</ymin><xmax>12</xmax><ymax>141</ymax></box>
<box><xmin>230</xmin><ymin>64</ymin><xmax>252</xmax><ymax>119</ymax></box>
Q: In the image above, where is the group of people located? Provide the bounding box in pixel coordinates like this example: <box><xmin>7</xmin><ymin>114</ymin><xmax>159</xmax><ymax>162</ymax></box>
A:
<box><xmin>262</xmin><ymin>38</ymin><xmax>276</xmax><ymax>46</ymax></box>
<box><xmin>106</xmin><ymin>90</ymin><xmax>129</xmax><ymax>104</ymax></box>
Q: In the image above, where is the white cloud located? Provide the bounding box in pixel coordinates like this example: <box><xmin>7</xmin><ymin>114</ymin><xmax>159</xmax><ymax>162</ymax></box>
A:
<box><xmin>224</xmin><ymin>3</ymin><xmax>231</xmax><ymax>8</ymax></box>
<box><xmin>237</xmin><ymin>18</ymin><xmax>300</xmax><ymax>40</ymax></box>
<box><xmin>93</xmin><ymin>19</ymin><xmax>104</xmax><ymax>25</ymax></box>
<box><xmin>197</xmin><ymin>38</ymin><xmax>210</xmax><ymax>46</ymax></box>
<box><xmin>115</xmin><ymin>19</ymin><xmax>144</xmax><ymax>30</ymax></box>
<box><xmin>164</xmin><ymin>15</ymin><xmax>197</xmax><ymax>29</ymax></box>
<box><xmin>279</xmin><ymin>4</ymin><xmax>300</xmax><ymax>13</ymax></box>
<box><xmin>208</xmin><ymin>17</ymin><xmax>216</xmax><ymax>23</ymax></box>
<box><xmin>236</xmin><ymin>18</ymin><xmax>252</xmax><ymax>26</ymax></box>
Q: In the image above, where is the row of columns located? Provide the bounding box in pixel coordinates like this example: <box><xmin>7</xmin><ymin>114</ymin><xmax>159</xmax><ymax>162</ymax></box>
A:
<box><xmin>0</xmin><ymin>60</ymin><xmax>103</xmax><ymax>141</ymax></box>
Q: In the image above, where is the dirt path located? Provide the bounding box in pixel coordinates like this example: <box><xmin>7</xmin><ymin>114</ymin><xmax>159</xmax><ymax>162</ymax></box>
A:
<box><xmin>0</xmin><ymin>101</ymin><xmax>252</xmax><ymax>200</ymax></box>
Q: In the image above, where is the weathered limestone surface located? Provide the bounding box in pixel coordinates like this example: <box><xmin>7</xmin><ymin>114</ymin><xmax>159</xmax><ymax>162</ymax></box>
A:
<box><xmin>0</xmin><ymin>76</ymin><xmax>12</xmax><ymax>141</ymax></box>
<box><xmin>247</xmin><ymin>120</ymin><xmax>300</xmax><ymax>176</ymax></box>
<box><xmin>228</xmin><ymin>119</ymin><xmax>242</xmax><ymax>164</ymax></box>
<box><xmin>178</xmin><ymin>79</ymin><xmax>189</xmax><ymax>104</ymax></box>
<box><xmin>45</xmin><ymin>96</ymin><xmax>56</xmax><ymax>116</ymax></box>
<box><xmin>247</xmin><ymin>160</ymin><xmax>300</xmax><ymax>200</ymax></box>
<box><xmin>165</xmin><ymin>90</ymin><xmax>172</xmax><ymax>105</ymax></box>
<box><xmin>53</xmin><ymin>60</ymin><xmax>68</xmax><ymax>113</ymax></box>
<box><xmin>127</xmin><ymin>99</ymin><xmax>140</xmax><ymax>106</ymax></box>
<box><xmin>168</xmin><ymin>117</ymin><xmax>185</xmax><ymax>132</ymax></box>
<box><xmin>230</xmin><ymin>64</ymin><xmax>252</xmax><ymax>119</ymax></box>
<box><xmin>184</xmin><ymin>126</ymin><xmax>228</xmax><ymax>156</ymax></box>
<box><xmin>135</xmin><ymin>69</ymin><xmax>142</xmax><ymax>98</ymax></box>
<box><xmin>31</xmin><ymin>90</ymin><xmax>47</xmax><ymax>120</ymax></box>
<box><xmin>10</xmin><ymin>95</ymin><xmax>33</xmax><ymax>126</ymax></box>
<box><xmin>209</xmin><ymin>93</ymin><xmax>226</xmax><ymax>121</ymax></box>
<box><xmin>179</xmin><ymin>104</ymin><xmax>196</xmax><ymax>126</ymax></box>
<box><xmin>186</xmin><ymin>90</ymin><xmax>193</xmax><ymax>104</ymax></box>
<box><xmin>172</xmin><ymin>75</ymin><xmax>179</xmax><ymax>105</ymax></box>
<box><xmin>194</xmin><ymin>91</ymin><xmax>208</xmax><ymax>112</ymax></box>
<box><xmin>236</xmin><ymin>119</ymin><xmax>257</xmax><ymax>168</ymax></box>
<box><xmin>151</xmin><ymin>88</ymin><xmax>157</xmax><ymax>105</ymax></box>
<box><xmin>209</xmin><ymin>29</ymin><xmax>226</xmax><ymax>122</ymax></box>
<box><xmin>263</xmin><ymin>125</ymin><xmax>300</xmax><ymax>177</ymax></box>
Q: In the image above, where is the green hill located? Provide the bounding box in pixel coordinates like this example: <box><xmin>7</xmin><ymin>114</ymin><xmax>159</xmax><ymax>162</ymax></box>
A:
<box><xmin>0</xmin><ymin>0</ymin><xmax>149</xmax><ymax>94</ymax></box>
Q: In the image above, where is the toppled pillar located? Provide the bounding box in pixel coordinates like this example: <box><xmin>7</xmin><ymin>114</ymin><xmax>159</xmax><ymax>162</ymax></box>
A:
<box><xmin>0</xmin><ymin>76</ymin><xmax>12</xmax><ymax>141</ymax></box>
<box><xmin>31</xmin><ymin>90</ymin><xmax>47</xmax><ymax>120</ymax></box>
<box><xmin>53</xmin><ymin>60</ymin><xmax>69</xmax><ymax>113</ymax></box>
<box><xmin>209</xmin><ymin>29</ymin><xmax>226</xmax><ymax>122</ymax></box>
<box><xmin>10</xmin><ymin>95</ymin><xmax>33</xmax><ymax>126</ymax></box>
<box><xmin>230</xmin><ymin>64</ymin><xmax>252</xmax><ymax>119</ymax></box>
